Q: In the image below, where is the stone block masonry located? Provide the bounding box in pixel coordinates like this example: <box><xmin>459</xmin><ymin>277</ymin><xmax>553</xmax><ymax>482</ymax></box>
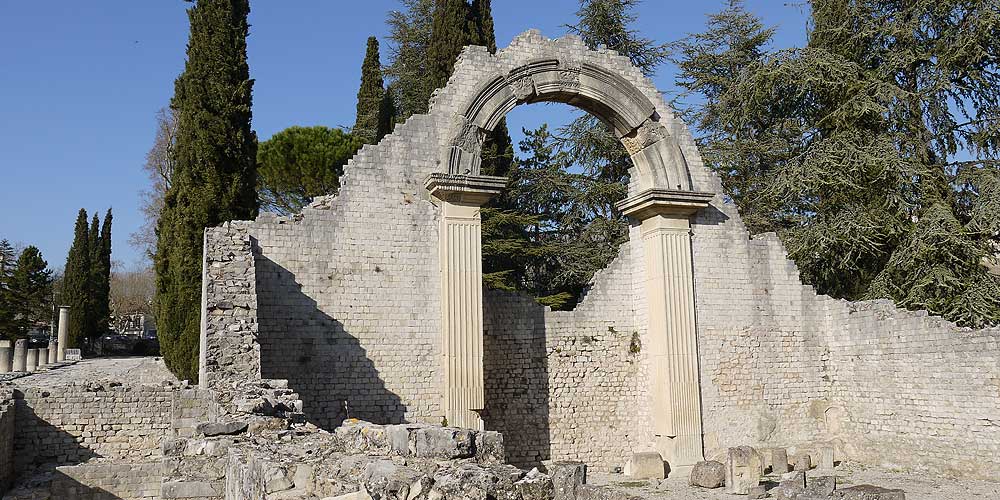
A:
<box><xmin>48</xmin><ymin>462</ymin><xmax>163</xmax><ymax>500</ymax></box>
<box><xmin>13</xmin><ymin>383</ymin><xmax>173</xmax><ymax>476</ymax></box>
<box><xmin>0</xmin><ymin>388</ymin><xmax>15</xmax><ymax>493</ymax></box>
<box><xmin>199</xmin><ymin>29</ymin><xmax>1000</xmax><ymax>480</ymax></box>
<box><xmin>200</xmin><ymin>223</ymin><xmax>260</xmax><ymax>390</ymax></box>
<box><xmin>483</xmin><ymin>246</ymin><xmax>640</xmax><ymax>469</ymax></box>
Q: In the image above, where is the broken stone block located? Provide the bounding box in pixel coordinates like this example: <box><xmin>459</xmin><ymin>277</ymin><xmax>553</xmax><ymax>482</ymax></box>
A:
<box><xmin>475</xmin><ymin>430</ymin><xmax>505</xmax><ymax>463</ymax></box>
<box><xmin>689</xmin><ymin>460</ymin><xmax>725</xmax><ymax>489</ymax></box>
<box><xmin>837</xmin><ymin>485</ymin><xmax>906</xmax><ymax>500</ymax></box>
<box><xmin>624</xmin><ymin>452</ymin><xmax>665</xmax><ymax>480</ymax></box>
<box><xmin>770</xmin><ymin>471</ymin><xmax>806</xmax><ymax>500</ymax></box>
<box><xmin>766</xmin><ymin>448</ymin><xmax>789</xmax><ymax>474</ymax></box>
<box><xmin>725</xmin><ymin>446</ymin><xmax>763</xmax><ymax>495</ymax></box>
<box><xmin>411</xmin><ymin>426</ymin><xmax>475</xmax><ymax>459</ymax></box>
<box><xmin>162</xmin><ymin>438</ymin><xmax>186</xmax><ymax>456</ymax></box>
<box><xmin>748</xmin><ymin>485</ymin><xmax>767</xmax><ymax>499</ymax></box>
<box><xmin>807</xmin><ymin>475</ymin><xmax>836</xmax><ymax>496</ymax></box>
<box><xmin>793</xmin><ymin>451</ymin><xmax>812</xmax><ymax>471</ymax></box>
<box><xmin>819</xmin><ymin>446</ymin><xmax>836</xmax><ymax>471</ymax></box>
<box><xmin>196</xmin><ymin>420</ymin><xmax>248</xmax><ymax>437</ymax></box>
<box><xmin>322</xmin><ymin>492</ymin><xmax>373</xmax><ymax>500</ymax></box>
<box><xmin>544</xmin><ymin>461</ymin><xmax>586</xmax><ymax>500</ymax></box>
<box><xmin>515</xmin><ymin>468</ymin><xmax>555</xmax><ymax>500</ymax></box>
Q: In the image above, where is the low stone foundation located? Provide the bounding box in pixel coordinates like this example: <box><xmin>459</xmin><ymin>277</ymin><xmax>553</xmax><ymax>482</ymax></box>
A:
<box><xmin>51</xmin><ymin>462</ymin><xmax>162</xmax><ymax>500</ymax></box>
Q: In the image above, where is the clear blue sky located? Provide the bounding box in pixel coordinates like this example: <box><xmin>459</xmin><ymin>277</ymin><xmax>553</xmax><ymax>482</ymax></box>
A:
<box><xmin>0</xmin><ymin>1</ymin><xmax>808</xmax><ymax>269</ymax></box>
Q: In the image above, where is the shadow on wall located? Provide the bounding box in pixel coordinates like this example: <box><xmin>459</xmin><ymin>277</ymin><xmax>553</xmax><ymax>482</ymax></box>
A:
<box><xmin>483</xmin><ymin>290</ymin><xmax>550</xmax><ymax>469</ymax></box>
<box><xmin>254</xmin><ymin>255</ymin><xmax>405</xmax><ymax>429</ymax></box>
<box><xmin>47</xmin><ymin>469</ymin><xmax>123</xmax><ymax>500</ymax></box>
<box><xmin>10</xmin><ymin>393</ymin><xmax>99</xmax><ymax>493</ymax></box>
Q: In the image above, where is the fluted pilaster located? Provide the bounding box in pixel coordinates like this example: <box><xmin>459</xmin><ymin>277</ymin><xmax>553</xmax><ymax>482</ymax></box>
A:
<box><xmin>619</xmin><ymin>188</ymin><xmax>714</xmax><ymax>467</ymax></box>
<box><xmin>426</xmin><ymin>174</ymin><xmax>507</xmax><ymax>430</ymax></box>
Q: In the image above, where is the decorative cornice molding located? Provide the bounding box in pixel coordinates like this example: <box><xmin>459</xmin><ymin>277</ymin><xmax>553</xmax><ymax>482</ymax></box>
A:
<box><xmin>616</xmin><ymin>188</ymin><xmax>715</xmax><ymax>220</ymax></box>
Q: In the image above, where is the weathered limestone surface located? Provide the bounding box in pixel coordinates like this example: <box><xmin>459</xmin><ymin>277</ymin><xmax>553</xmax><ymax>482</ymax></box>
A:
<box><xmin>12</xmin><ymin>339</ymin><xmax>27</xmax><ymax>373</ymax></box>
<box><xmin>46</xmin><ymin>462</ymin><xmax>163</xmax><ymax>500</ymax></box>
<box><xmin>0</xmin><ymin>387</ymin><xmax>16</xmax><ymax>493</ymax></box>
<box><xmin>0</xmin><ymin>341</ymin><xmax>11</xmax><ymax>374</ymax></box>
<box><xmin>623</xmin><ymin>452</ymin><xmax>665</xmax><ymax>480</ymax></box>
<box><xmin>199</xmin><ymin>224</ymin><xmax>260</xmax><ymax>390</ymax></box>
<box><xmin>195</xmin><ymin>29</ymin><xmax>1000</xmax><ymax>479</ymax></box>
<box><xmin>725</xmin><ymin>446</ymin><xmax>762</xmax><ymax>495</ymax></box>
<box><xmin>13</xmin><ymin>383</ymin><xmax>173</xmax><ymax>476</ymax></box>
<box><xmin>25</xmin><ymin>349</ymin><xmax>38</xmax><ymax>372</ymax></box>
<box><xmin>689</xmin><ymin>460</ymin><xmax>724</xmax><ymax>489</ymax></box>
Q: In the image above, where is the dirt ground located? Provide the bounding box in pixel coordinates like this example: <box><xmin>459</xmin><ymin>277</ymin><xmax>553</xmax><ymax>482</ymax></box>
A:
<box><xmin>589</xmin><ymin>462</ymin><xmax>1000</xmax><ymax>499</ymax></box>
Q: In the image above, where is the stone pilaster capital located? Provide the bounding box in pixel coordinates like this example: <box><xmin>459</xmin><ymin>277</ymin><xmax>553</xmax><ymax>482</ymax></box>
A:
<box><xmin>424</xmin><ymin>173</ymin><xmax>508</xmax><ymax>206</ymax></box>
<box><xmin>616</xmin><ymin>188</ymin><xmax>715</xmax><ymax>221</ymax></box>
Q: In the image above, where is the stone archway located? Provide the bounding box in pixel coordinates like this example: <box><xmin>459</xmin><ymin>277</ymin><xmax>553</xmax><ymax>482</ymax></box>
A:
<box><xmin>424</xmin><ymin>32</ymin><xmax>715</xmax><ymax>467</ymax></box>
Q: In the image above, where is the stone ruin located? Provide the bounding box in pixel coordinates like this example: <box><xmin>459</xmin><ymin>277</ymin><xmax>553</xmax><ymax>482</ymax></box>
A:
<box><xmin>0</xmin><ymin>29</ymin><xmax>999</xmax><ymax>500</ymax></box>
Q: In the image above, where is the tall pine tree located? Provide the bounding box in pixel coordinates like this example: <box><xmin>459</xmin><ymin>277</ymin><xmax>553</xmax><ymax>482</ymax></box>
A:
<box><xmin>0</xmin><ymin>240</ymin><xmax>16</xmax><ymax>339</ymax></box>
<box><xmin>10</xmin><ymin>247</ymin><xmax>53</xmax><ymax>338</ymax></box>
<box><xmin>354</xmin><ymin>37</ymin><xmax>393</xmax><ymax>145</ymax></box>
<box><xmin>63</xmin><ymin>209</ymin><xmax>91</xmax><ymax>348</ymax></box>
<box><xmin>156</xmin><ymin>0</ymin><xmax>258</xmax><ymax>382</ymax></box>
<box><xmin>386</xmin><ymin>0</ymin><xmax>436</xmax><ymax>120</ymax></box>
<box><xmin>672</xmin><ymin>0</ymin><xmax>1000</xmax><ymax>327</ymax></box>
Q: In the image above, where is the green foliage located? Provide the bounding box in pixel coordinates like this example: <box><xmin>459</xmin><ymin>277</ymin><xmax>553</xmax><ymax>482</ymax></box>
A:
<box><xmin>354</xmin><ymin>37</ymin><xmax>393</xmax><ymax>145</ymax></box>
<box><xmin>257</xmin><ymin>126</ymin><xmax>363</xmax><ymax>214</ymax></box>
<box><xmin>10</xmin><ymin>246</ymin><xmax>53</xmax><ymax>338</ymax></box>
<box><xmin>63</xmin><ymin>209</ymin><xmax>92</xmax><ymax>347</ymax></box>
<box><xmin>385</xmin><ymin>0</ymin><xmax>436</xmax><ymax>120</ymax></box>
<box><xmin>567</xmin><ymin>0</ymin><xmax>668</xmax><ymax>76</ymax></box>
<box><xmin>156</xmin><ymin>0</ymin><xmax>258</xmax><ymax>382</ymax></box>
<box><xmin>671</xmin><ymin>0</ymin><xmax>1000</xmax><ymax>327</ymax></box>
<box><xmin>0</xmin><ymin>240</ymin><xmax>16</xmax><ymax>339</ymax></box>
<box><xmin>427</xmin><ymin>0</ymin><xmax>470</xmax><ymax>92</ymax></box>
<box><xmin>482</xmin><ymin>125</ymin><xmax>629</xmax><ymax>310</ymax></box>
<box><xmin>96</xmin><ymin>210</ymin><xmax>112</xmax><ymax>335</ymax></box>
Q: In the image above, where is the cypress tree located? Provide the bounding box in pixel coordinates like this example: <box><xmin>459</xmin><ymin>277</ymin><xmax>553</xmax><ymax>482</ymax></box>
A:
<box><xmin>63</xmin><ymin>209</ymin><xmax>91</xmax><ymax>347</ymax></box>
<box><xmin>354</xmin><ymin>37</ymin><xmax>392</xmax><ymax>145</ymax></box>
<box><xmin>94</xmin><ymin>209</ymin><xmax>112</xmax><ymax>336</ymax></box>
<box><xmin>385</xmin><ymin>0</ymin><xmax>436</xmax><ymax>120</ymax></box>
<box><xmin>156</xmin><ymin>0</ymin><xmax>258</xmax><ymax>382</ymax></box>
<box><xmin>427</xmin><ymin>0</ymin><xmax>470</xmax><ymax>91</ymax></box>
<box><xmin>87</xmin><ymin>213</ymin><xmax>101</xmax><ymax>340</ymax></box>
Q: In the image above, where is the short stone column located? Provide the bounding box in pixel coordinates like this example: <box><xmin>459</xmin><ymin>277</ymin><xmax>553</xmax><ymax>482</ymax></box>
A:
<box><xmin>425</xmin><ymin>173</ymin><xmax>507</xmax><ymax>430</ymax></box>
<box><xmin>617</xmin><ymin>189</ymin><xmax>714</xmax><ymax>467</ymax></box>
<box><xmin>37</xmin><ymin>347</ymin><xmax>48</xmax><ymax>367</ymax></box>
<box><xmin>47</xmin><ymin>340</ymin><xmax>57</xmax><ymax>364</ymax></box>
<box><xmin>726</xmin><ymin>446</ymin><xmax>763</xmax><ymax>495</ymax></box>
<box><xmin>26</xmin><ymin>348</ymin><xmax>39</xmax><ymax>372</ymax></box>
<box><xmin>57</xmin><ymin>306</ymin><xmax>70</xmax><ymax>362</ymax></box>
<box><xmin>0</xmin><ymin>340</ymin><xmax>11</xmax><ymax>373</ymax></box>
<box><xmin>12</xmin><ymin>339</ymin><xmax>28</xmax><ymax>372</ymax></box>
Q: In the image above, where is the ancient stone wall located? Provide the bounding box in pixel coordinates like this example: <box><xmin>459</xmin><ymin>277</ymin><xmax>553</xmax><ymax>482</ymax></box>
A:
<box><xmin>483</xmin><ymin>245</ymin><xmax>640</xmax><ymax>470</ymax></box>
<box><xmin>0</xmin><ymin>387</ymin><xmax>15</xmax><ymax>493</ymax></box>
<box><xmin>203</xmin><ymin>116</ymin><xmax>446</xmax><ymax>430</ymax></box>
<box><xmin>13</xmin><ymin>384</ymin><xmax>173</xmax><ymax>475</ymax></box>
<box><xmin>48</xmin><ymin>462</ymin><xmax>163</xmax><ymax>500</ymax></box>
<box><xmin>200</xmin><ymin>223</ymin><xmax>260</xmax><ymax>390</ymax></box>
<box><xmin>823</xmin><ymin>300</ymin><xmax>1000</xmax><ymax>478</ymax></box>
<box><xmin>198</xmin><ymin>29</ymin><xmax>1000</xmax><ymax>479</ymax></box>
